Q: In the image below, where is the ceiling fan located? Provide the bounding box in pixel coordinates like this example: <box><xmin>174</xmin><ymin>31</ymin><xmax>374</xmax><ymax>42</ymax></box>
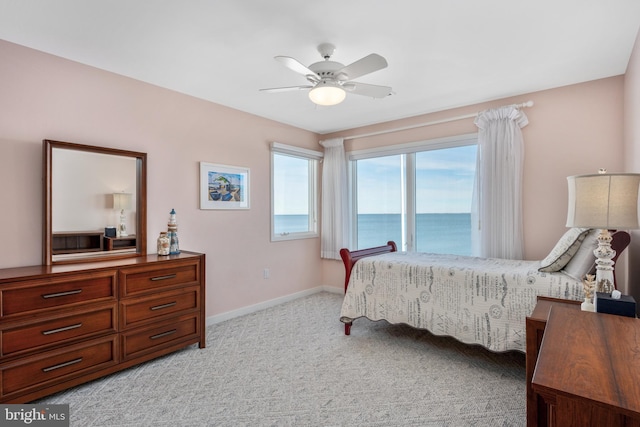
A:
<box><xmin>260</xmin><ymin>43</ymin><xmax>393</xmax><ymax>106</ymax></box>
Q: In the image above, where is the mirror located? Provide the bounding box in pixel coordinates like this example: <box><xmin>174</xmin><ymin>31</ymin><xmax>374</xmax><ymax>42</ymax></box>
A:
<box><xmin>44</xmin><ymin>140</ymin><xmax>147</xmax><ymax>265</ymax></box>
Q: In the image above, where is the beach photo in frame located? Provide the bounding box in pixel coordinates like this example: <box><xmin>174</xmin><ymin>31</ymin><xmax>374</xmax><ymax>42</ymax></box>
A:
<box><xmin>200</xmin><ymin>162</ymin><xmax>250</xmax><ymax>209</ymax></box>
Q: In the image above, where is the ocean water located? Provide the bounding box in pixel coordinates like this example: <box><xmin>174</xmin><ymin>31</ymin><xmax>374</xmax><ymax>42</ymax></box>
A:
<box><xmin>274</xmin><ymin>215</ymin><xmax>310</xmax><ymax>234</ymax></box>
<box><xmin>275</xmin><ymin>213</ymin><xmax>472</xmax><ymax>255</ymax></box>
<box><xmin>358</xmin><ymin>213</ymin><xmax>472</xmax><ymax>255</ymax></box>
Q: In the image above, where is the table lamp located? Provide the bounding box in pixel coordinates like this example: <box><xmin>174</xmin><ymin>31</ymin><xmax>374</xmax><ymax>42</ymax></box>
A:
<box><xmin>113</xmin><ymin>192</ymin><xmax>132</xmax><ymax>237</ymax></box>
<box><xmin>566</xmin><ymin>171</ymin><xmax>640</xmax><ymax>294</ymax></box>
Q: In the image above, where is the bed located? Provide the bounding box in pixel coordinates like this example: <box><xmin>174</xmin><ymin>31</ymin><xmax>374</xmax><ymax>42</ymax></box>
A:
<box><xmin>339</xmin><ymin>229</ymin><xmax>630</xmax><ymax>353</ymax></box>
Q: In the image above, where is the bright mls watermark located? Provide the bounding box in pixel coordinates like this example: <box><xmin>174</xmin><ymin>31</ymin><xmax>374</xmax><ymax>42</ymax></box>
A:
<box><xmin>0</xmin><ymin>405</ymin><xmax>69</xmax><ymax>426</ymax></box>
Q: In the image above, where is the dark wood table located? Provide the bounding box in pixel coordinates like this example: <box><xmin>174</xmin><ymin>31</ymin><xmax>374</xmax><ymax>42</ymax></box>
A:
<box><xmin>104</xmin><ymin>234</ymin><xmax>136</xmax><ymax>251</ymax></box>
<box><xmin>526</xmin><ymin>297</ymin><xmax>581</xmax><ymax>426</ymax></box>
<box><xmin>531</xmin><ymin>304</ymin><xmax>640</xmax><ymax>426</ymax></box>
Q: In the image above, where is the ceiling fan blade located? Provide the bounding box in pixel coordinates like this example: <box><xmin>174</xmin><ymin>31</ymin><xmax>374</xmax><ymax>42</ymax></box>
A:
<box><xmin>336</xmin><ymin>54</ymin><xmax>388</xmax><ymax>81</ymax></box>
<box><xmin>275</xmin><ymin>56</ymin><xmax>320</xmax><ymax>81</ymax></box>
<box><xmin>345</xmin><ymin>82</ymin><xmax>393</xmax><ymax>98</ymax></box>
<box><xmin>259</xmin><ymin>85</ymin><xmax>313</xmax><ymax>93</ymax></box>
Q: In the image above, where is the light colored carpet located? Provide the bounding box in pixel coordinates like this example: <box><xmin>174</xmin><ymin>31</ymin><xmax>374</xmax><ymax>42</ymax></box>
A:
<box><xmin>36</xmin><ymin>292</ymin><xmax>526</xmax><ymax>426</ymax></box>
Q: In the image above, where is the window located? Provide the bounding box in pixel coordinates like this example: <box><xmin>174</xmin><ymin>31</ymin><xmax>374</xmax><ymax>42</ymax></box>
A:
<box><xmin>350</xmin><ymin>134</ymin><xmax>477</xmax><ymax>255</ymax></box>
<box><xmin>271</xmin><ymin>142</ymin><xmax>322</xmax><ymax>241</ymax></box>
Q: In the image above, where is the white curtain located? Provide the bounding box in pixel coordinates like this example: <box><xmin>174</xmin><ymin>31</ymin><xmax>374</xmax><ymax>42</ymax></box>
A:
<box><xmin>472</xmin><ymin>106</ymin><xmax>528</xmax><ymax>259</ymax></box>
<box><xmin>319</xmin><ymin>137</ymin><xmax>349</xmax><ymax>260</ymax></box>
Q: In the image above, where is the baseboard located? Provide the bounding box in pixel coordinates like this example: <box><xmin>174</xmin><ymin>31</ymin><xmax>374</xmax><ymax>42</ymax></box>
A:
<box><xmin>205</xmin><ymin>285</ymin><xmax>343</xmax><ymax>327</ymax></box>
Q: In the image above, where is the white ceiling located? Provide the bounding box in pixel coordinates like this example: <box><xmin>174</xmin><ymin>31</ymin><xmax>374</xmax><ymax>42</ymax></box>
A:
<box><xmin>1</xmin><ymin>1</ymin><xmax>639</xmax><ymax>134</ymax></box>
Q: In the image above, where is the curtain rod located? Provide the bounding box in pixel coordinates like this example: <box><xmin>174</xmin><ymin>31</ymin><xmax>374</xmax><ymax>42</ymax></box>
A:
<box><xmin>338</xmin><ymin>100</ymin><xmax>534</xmax><ymax>141</ymax></box>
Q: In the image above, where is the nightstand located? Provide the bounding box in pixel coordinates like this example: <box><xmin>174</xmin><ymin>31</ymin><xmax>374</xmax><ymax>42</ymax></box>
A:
<box><xmin>526</xmin><ymin>296</ymin><xmax>581</xmax><ymax>427</ymax></box>
<box><xmin>104</xmin><ymin>235</ymin><xmax>136</xmax><ymax>251</ymax></box>
<box><xmin>529</xmin><ymin>299</ymin><xmax>640</xmax><ymax>426</ymax></box>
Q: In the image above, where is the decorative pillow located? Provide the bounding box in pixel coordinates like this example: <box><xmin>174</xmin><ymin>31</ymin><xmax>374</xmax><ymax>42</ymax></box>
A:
<box><xmin>538</xmin><ymin>228</ymin><xmax>590</xmax><ymax>272</ymax></box>
<box><xmin>562</xmin><ymin>229</ymin><xmax>599</xmax><ymax>280</ymax></box>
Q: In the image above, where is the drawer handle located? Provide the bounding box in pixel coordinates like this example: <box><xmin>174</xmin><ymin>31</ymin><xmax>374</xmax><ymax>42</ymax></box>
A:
<box><xmin>42</xmin><ymin>357</ymin><xmax>83</xmax><ymax>373</ymax></box>
<box><xmin>42</xmin><ymin>289</ymin><xmax>82</xmax><ymax>299</ymax></box>
<box><xmin>150</xmin><ymin>329</ymin><xmax>177</xmax><ymax>340</ymax></box>
<box><xmin>42</xmin><ymin>323</ymin><xmax>83</xmax><ymax>335</ymax></box>
<box><xmin>150</xmin><ymin>274</ymin><xmax>177</xmax><ymax>281</ymax></box>
<box><xmin>150</xmin><ymin>301</ymin><xmax>177</xmax><ymax>311</ymax></box>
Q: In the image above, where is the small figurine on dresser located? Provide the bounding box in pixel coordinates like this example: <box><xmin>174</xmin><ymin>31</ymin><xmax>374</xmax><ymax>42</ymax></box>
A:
<box><xmin>581</xmin><ymin>274</ymin><xmax>596</xmax><ymax>312</ymax></box>
<box><xmin>157</xmin><ymin>231</ymin><xmax>170</xmax><ymax>256</ymax></box>
<box><xmin>168</xmin><ymin>208</ymin><xmax>180</xmax><ymax>255</ymax></box>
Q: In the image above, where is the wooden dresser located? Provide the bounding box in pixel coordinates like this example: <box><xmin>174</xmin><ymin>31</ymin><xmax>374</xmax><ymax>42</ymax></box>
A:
<box><xmin>0</xmin><ymin>251</ymin><xmax>205</xmax><ymax>403</ymax></box>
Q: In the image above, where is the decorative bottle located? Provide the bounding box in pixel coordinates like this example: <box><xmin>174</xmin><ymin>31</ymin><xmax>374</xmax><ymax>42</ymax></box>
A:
<box><xmin>581</xmin><ymin>274</ymin><xmax>595</xmax><ymax>312</ymax></box>
<box><xmin>157</xmin><ymin>232</ymin><xmax>170</xmax><ymax>256</ymax></box>
<box><xmin>168</xmin><ymin>208</ymin><xmax>180</xmax><ymax>255</ymax></box>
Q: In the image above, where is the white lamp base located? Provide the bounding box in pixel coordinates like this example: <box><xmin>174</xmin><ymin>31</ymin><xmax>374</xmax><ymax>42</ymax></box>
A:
<box><xmin>117</xmin><ymin>209</ymin><xmax>128</xmax><ymax>237</ymax></box>
<box><xmin>581</xmin><ymin>298</ymin><xmax>595</xmax><ymax>312</ymax></box>
<box><xmin>594</xmin><ymin>228</ymin><xmax>615</xmax><ymax>292</ymax></box>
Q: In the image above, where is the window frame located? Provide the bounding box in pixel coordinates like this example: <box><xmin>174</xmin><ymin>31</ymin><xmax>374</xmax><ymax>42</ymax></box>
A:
<box><xmin>270</xmin><ymin>142</ymin><xmax>323</xmax><ymax>242</ymax></box>
<box><xmin>347</xmin><ymin>133</ymin><xmax>477</xmax><ymax>251</ymax></box>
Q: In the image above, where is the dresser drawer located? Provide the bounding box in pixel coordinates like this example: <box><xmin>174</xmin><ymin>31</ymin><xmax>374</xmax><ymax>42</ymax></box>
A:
<box><xmin>120</xmin><ymin>286</ymin><xmax>199</xmax><ymax>329</ymax></box>
<box><xmin>1</xmin><ymin>335</ymin><xmax>118</xmax><ymax>397</ymax></box>
<box><xmin>1</xmin><ymin>271</ymin><xmax>117</xmax><ymax>318</ymax></box>
<box><xmin>1</xmin><ymin>304</ymin><xmax>117</xmax><ymax>357</ymax></box>
<box><xmin>121</xmin><ymin>314</ymin><xmax>199</xmax><ymax>361</ymax></box>
<box><xmin>119</xmin><ymin>260</ymin><xmax>199</xmax><ymax>297</ymax></box>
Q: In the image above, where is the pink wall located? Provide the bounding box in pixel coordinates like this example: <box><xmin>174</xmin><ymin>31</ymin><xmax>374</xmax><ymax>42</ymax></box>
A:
<box><xmin>0</xmin><ymin>39</ymin><xmax>323</xmax><ymax>318</ymax></box>
<box><xmin>0</xmin><ymin>38</ymin><xmax>630</xmax><ymax>314</ymax></box>
<box><xmin>624</xmin><ymin>28</ymin><xmax>640</xmax><ymax>300</ymax></box>
<box><xmin>322</xmin><ymin>77</ymin><xmax>626</xmax><ymax>290</ymax></box>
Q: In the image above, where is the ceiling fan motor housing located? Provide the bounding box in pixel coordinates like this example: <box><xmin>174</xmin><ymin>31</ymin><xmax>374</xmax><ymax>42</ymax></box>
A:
<box><xmin>308</xmin><ymin>60</ymin><xmax>348</xmax><ymax>83</ymax></box>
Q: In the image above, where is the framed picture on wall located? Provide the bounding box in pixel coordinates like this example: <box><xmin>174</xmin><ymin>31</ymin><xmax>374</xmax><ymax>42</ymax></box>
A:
<box><xmin>199</xmin><ymin>162</ymin><xmax>250</xmax><ymax>210</ymax></box>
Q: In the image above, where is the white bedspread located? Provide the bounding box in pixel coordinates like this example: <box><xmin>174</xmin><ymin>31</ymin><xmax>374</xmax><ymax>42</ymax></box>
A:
<box><xmin>339</xmin><ymin>252</ymin><xmax>584</xmax><ymax>352</ymax></box>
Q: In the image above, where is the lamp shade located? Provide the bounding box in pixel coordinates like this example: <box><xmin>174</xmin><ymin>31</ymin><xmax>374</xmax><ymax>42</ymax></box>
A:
<box><xmin>113</xmin><ymin>192</ymin><xmax>132</xmax><ymax>210</ymax></box>
<box><xmin>308</xmin><ymin>82</ymin><xmax>346</xmax><ymax>106</ymax></box>
<box><xmin>566</xmin><ymin>173</ymin><xmax>640</xmax><ymax>229</ymax></box>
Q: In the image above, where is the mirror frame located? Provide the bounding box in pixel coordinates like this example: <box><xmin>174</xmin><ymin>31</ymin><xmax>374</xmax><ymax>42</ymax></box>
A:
<box><xmin>43</xmin><ymin>139</ymin><xmax>147</xmax><ymax>265</ymax></box>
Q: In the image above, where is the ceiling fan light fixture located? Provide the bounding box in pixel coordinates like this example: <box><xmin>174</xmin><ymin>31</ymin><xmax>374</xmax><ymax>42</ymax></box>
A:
<box><xmin>308</xmin><ymin>82</ymin><xmax>346</xmax><ymax>106</ymax></box>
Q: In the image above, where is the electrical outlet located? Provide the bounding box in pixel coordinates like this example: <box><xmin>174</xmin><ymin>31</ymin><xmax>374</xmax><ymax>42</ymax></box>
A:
<box><xmin>263</xmin><ymin>268</ymin><xmax>270</xmax><ymax>279</ymax></box>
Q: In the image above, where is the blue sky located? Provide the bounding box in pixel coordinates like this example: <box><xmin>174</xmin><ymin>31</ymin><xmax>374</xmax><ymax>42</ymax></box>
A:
<box><xmin>274</xmin><ymin>144</ymin><xmax>477</xmax><ymax>215</ymax></box>
<box><xmin>273</xmin><ymin>154</ymin><xmax>309</xmax><ymax>215</ymax></box>
<box><xmin>357</xmin><ymin>145</ymin><xmax>477</xmax><ymax>214</ymax></box>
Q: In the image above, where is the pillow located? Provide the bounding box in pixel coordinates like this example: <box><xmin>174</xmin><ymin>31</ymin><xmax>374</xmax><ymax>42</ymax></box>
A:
<box><xmin>538</xmin><ymin>228</ymin><xmax>590</xmax><ymax>272</ymax></box>
<box><xmin>562</xmin><ymin>229</ymin><xmax>599</xmax><ymax>280</ymax></box>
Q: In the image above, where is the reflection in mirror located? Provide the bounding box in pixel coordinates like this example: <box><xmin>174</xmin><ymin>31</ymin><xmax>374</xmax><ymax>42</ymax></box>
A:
<box><xmin>44</xmin><ymin>140</ymin><xmax>147</xmax><ymax>265</ymax></box>
<box><xmin>53</xmin><ymin>150</ymin><xmax>137</xmax><ymax>235</ymax></box>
